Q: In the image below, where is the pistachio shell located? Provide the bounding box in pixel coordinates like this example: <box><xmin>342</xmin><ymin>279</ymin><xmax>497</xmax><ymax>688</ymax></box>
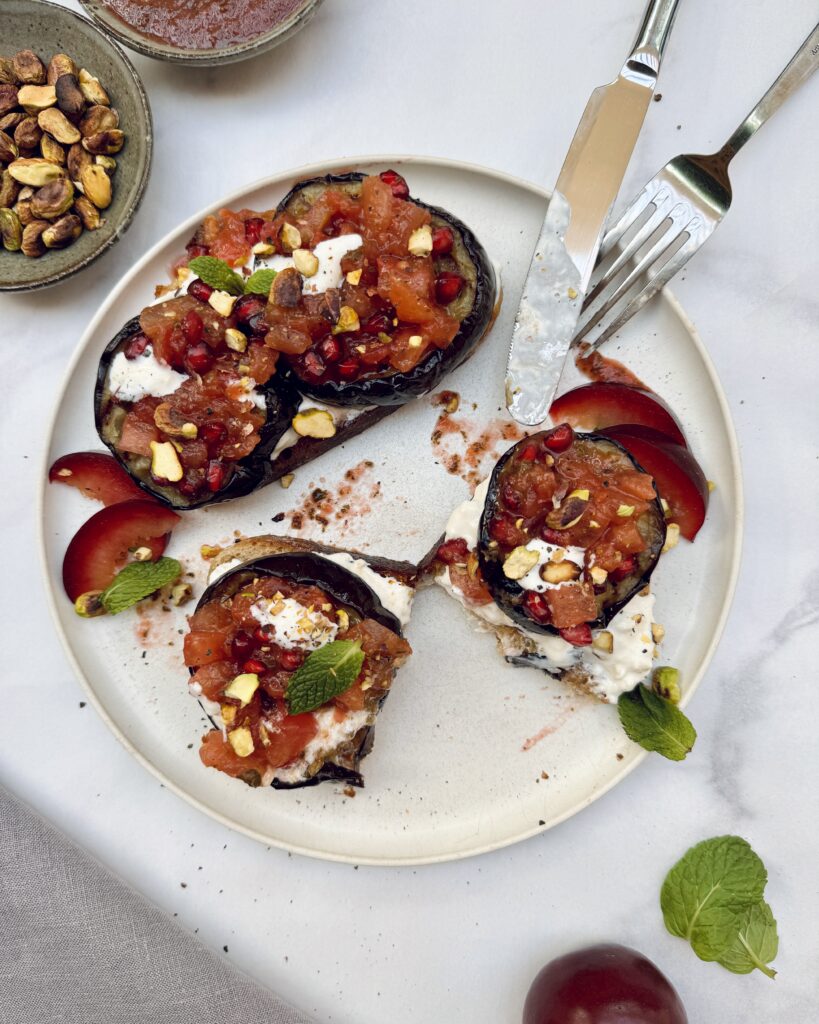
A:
<box><xmin>79</xmin><ymin>163</ymin><xmax>111</xmax><ymax>209</ymax></box>
<box><xmin>67</xmin><ymin>142</ymin><xmax>92</xmax><ymax>179</ymax></box>
<box><xmin>40</xmin><ymin>133</ymin><xmax>66</xmax><ymax>165</ymax></box>
<box><xmin>12</xmin><ymin>50</ymin><xmax>46</xmax><ymax>85</ymax></box>
<box><xmin>8</xmin><ymin>157</ymin><xmax>65</xmax><ymax>186</ymax></box>
<box><xmin>20</xmin><ymin>218</ymin><xmax>48</xmax><ymax>257</ymax></box>
<box><xmin>31</xmin><ymin>177</ymin><xmax>74</xmax><ymax>220</ymax></box>
<box><xmin>47</xmin><ymin>54</ymin><xmax>78</xmax><ymax>86</ymax></box>
<box><xmin>78</xmin><ymin>69</ymin><xmax>110</xmax><ymax>107</ymax></box>
<box><xmin>0</xmin><ymin>129</ymin><xmax>18</xmax><ymax>163</ymax></box>
<box><xmin>81</xmin><ymin>129</ymin><xmax>124</xmax><ymax>155</ymax></box>
<box><xmin>42</xmin><ymin>212</ymin><xmax>82</xmax><ymax>248</ymax></box>
<box><xmin>38</xmin><ymin>106</ymin><xmax>81</xmax><ymax>144</ymax></box>
<box><xmin>79</xmin><ymin>104</ymin><xmax>118</xmax><ymax>137</ymax></box>
<box><xmin>17</xmin><ymin>84</ymin><xmax>56</xmax><ymax>114</ymax></box>
<box><xmin>0</xmin><ymin>207</ymin><xmax>22</xmax><ymax>251</ymax></box>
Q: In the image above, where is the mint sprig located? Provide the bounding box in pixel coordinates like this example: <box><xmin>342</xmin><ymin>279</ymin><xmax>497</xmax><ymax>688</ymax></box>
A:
<box><xmin>100</xmin><ymin>557</ymin><xmax>182</xmax><ymax>614</ymax></box>
<box><xmin>188</xmin><ymin>256</ymin><xmax>245</xmax><ymax>296</ymax></box>
<box><xmin>244</xmin><ymin>268</ymin><xmax>277</xmax><ymax>296</ymax></box>
<box><xmin>285</xmin><ymin>639</ymin><xmax>365</xmax><ymax>716</ymax></box>
<box><xmin>661</xmin><ymin>836</ymin><xmax>778</xmax><ymax>978</ymax></box>
<box><xmin>617</xmin><ymin>684</ymin><xmax>696</xmax><ymax>761</ymax></box>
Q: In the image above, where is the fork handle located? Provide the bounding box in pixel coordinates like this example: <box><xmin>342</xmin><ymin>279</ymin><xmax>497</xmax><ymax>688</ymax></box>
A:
<box><xmin>721</xmin><ymin>22</ymin><xmax>819</xmax><ymax>160</ymax></box>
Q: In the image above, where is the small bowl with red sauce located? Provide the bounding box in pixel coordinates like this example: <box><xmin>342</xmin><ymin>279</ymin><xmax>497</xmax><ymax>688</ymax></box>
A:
<box><xmin>78</xmin><ymin>0</ymin><xmax>325</xmax><ymax>66</ymax></box>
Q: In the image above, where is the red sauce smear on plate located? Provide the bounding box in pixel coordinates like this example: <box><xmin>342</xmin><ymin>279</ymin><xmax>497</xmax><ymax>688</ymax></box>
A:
<box><xmin>575</xmin><ymin>347</ymin><xmax>648</xmax><ymax>390</ymax></box>
<box><xmin>102</xmin><ymin>0</ymin><xmax>309</xmax><ymax>50</ymax></box>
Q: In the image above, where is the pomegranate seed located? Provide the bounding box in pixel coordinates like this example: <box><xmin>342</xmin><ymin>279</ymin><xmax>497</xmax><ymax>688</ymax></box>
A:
<box><xmin>500</xmin><ymin>482</ymin><xmax>521</xmax><ymax>512</ymax></box>
<box><xmin>124</xmin><ymin>333</ymin><xmax>150</xmax><ymax>360</ymax></box>
<box><xmin>543</xmin><ymin>423</ymin><xmax>574</xmax><ymax>453</ymax></box>
<box><xmin>435</xmin><ymin>272</ymin><xmax>464</xmax><ymax>305</ymax></box>
<box><xmin>319</xmin><ymin>335</ymin><xmax>341</xmax><ymax>362</ymax></box>
<box><xmin>177</xmin><ymin>477</ymin><xmax>200</xmax><ymax>498</ymax></box>
<box><xmin>559</xmin><ymin>623</ymin><xmax>593</xmax><ymax>647</ymax></box>
<box><xmin>364</xmin><ymin>312</ymin><xmax>392</xmax><ymax>335</ymax></box>
<box><xmin>201</xmin><ymin>421</ymin><xmax>227</xmax><ymax>447</ymax></box>
<box><xmin>379</xmin><ymin>168</ymin><xmax>409</xmax><ymax>199</ymax></box>
<box><xmin>610</xmin><ymin>555</ymin><xmax>637</xmax><ymax>582</ymax></box>
<box><xmin>541</xmin><ymin>527</ymin><xmax>565</xmax><ymax>545</ymax></box>
<box><xmin>490</xmin><ymin>516</ymin><xmax>521</xmax><ymax>546</ymax></box>
<box><xmin>519</xmin><ymin>443</ymin><xmax>538</xmax><ymax>462</ymax></box>
<box><xmin>230</xmin><ymin>631</ymin><xmax>256</xmax><ymax>661</ymax></box>
<box><xmin>188</xmin><ymin>278</ymin><xmax>213</xmax><ymax>303</ymax></box>
<box><xmin>431</xmin><ymin>226</ymin><xmax>454</xmax><ymax>255</ymax></box>
<box><xmin>302</xmin><ymin>350</ymin><xmax>326</xmax><ymax>379</ymax></box>
<box><xmin>186</xmin><ymin>242</ymin><xmax>208</xmax><ymax>258</ymax></box>
<box><xmin>205</xmin><ymin>460</ymin><xmax>225</xmax><ymax>492</ymax></box>
<box><xmin>182</xmin><ymin>309</ymin><xmax>204</xmax><ymax>345</ymax></box>
<box><xmin>184</xmin><ymin>342</ymin><xmax>213</xmax><ymax>375</ymax></box>
<box><xmin>253</xmin><ymin>626</ymin><xmax>271</xmax><ymax>644</ymax></box>
<box><xmin>524</xmin><ymin>591</ymin><xmax>552</xmax><ymax>623</ymax></box>
<box><xmin>337</xmin><ymin>358</ymin><xmax>360</xmax><ymax>379</ymax></box>
<box><xmin>279</xmin><ymin>649</ymin><xmax>304</xmax><ymax>671</ymax></box>
<box><xmin>233</xmin><ymin>294</ymin><xmax>266</xmax><ymax>327</ymax></box>
<box><xmin>436</xmin><ymin>538</ymin><xmax>470</xmax><ymax>565</ymax></box>
<box><xmin>243</xmin><ymin>658</ymin><xmax>266</xmax><ymax>675</ymax></box>
<box><xmin>244</xmin><ymin>217</ymin><xmax>265</xmax><ymax>245</ymax></box>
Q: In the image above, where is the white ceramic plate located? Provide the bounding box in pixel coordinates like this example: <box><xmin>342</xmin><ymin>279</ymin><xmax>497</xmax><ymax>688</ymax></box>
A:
<box><xmin>39</xmin><ymin>156</ymin><xmax>742</xmax><ymax>865</ymax></box>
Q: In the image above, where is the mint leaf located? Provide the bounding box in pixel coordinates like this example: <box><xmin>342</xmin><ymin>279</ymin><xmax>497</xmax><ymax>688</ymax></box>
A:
<box><xmin>617</xmin><ymin>685</ymin><xmax>696</xmax><ymax>761</ymax></box>
<box><xmin>244</xmin><ymin>268</ymin><xmax>277</xmax><ymax>296</ymax></box>
<box><xmin>100</xmin><ymin>557</ymin><xmax>182</xmax><ymax>614</ymax></box>
<box><xmin>187</xmin><ymin>256</ymin><xmax>245</xmax><ymax>296</ymax></box>
<box><xmin>660</xmin><ymin>836</ymin><xmax>768</xmax><ymax>961</ymax></box>
<box><xmin>285</xmin><ymin>640</ymin><xmax>365</xmax><ymax>715</ymax></box>
<box><xmin>717</xmin><ymin>901</ymin><xmax>778</xmax><ymax>979</ymax></box>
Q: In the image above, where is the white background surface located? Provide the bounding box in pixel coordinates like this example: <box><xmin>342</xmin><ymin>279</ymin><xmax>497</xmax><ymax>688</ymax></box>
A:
<box><xmin>2</xmin><ymin>1</ymin><xmax>818</xmax><ymax>1021</ymax></box>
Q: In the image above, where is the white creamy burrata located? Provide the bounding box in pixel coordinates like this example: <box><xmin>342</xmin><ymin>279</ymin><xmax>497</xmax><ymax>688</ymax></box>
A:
<box><xmin>436</xmin><ymin>478</ymin><xmax>661</xmax><ymax>703</ymax></box>
<box><xmin>250</xmin><ymin>594</ymin><xmax>338</xmax><ymax>651</ymax></box>
<box><xmin>107</xmin><ymin>346</ymin><xmax>188</xmax><ymax>402</ymax></box>
<box><xmin>267</xmin><ymin>706</ymin><xmax>371</xmax><ymax>786</ymax></box>
<box><xmin>257</xmin><ymin>233</ymin><xmax>363</xmax><ymax>295</ymax></box>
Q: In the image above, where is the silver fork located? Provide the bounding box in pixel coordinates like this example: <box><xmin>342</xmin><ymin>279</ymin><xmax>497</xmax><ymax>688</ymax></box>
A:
<box><xmin>574</xmin><ymin>22</ymin><xmax>819</xmax><ymax>349</ymax></box>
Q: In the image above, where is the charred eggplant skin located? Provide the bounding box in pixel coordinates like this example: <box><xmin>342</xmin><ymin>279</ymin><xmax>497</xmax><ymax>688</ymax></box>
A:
<box><xmin>195</xmin><ymin>550</ymin><xmax>406</xmax><ymax>790</ymax></box>
<box><xmin>275</xmin><ymin>172</ymin><xmax>498</xmax><ymax>407</ymax></box>
<box><xmin>478</xmin><ymin>432</ymin><xmax>666</xmax><ymax>635</ymax></box>
<box><xmin>94</xmin><ymin>316</ymin><xmax>302</xmax><ymax>511</ymax></box>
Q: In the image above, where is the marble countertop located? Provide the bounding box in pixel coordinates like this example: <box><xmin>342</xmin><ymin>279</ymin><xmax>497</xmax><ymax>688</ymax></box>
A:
<box><xmin>2</xmin><ymin>1</ymin><xmax>818</xmax><ymax>1020</ymax></box>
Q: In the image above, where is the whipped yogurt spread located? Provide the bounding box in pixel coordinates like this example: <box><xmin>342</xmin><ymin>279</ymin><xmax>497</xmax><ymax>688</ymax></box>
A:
<box><xmin>256</xmin><ymin>233</ymin><xmax>363</xmax><ymax>295</ymax></box>
<box><xmin>436</xmin><ymin>478</ymin><xmax>660</xmax><ymax>702</ymax></box>
<box><xmin>107</xmin><ymin>346</ymin><xmax>188</xmax><ymax>402</ymax></box>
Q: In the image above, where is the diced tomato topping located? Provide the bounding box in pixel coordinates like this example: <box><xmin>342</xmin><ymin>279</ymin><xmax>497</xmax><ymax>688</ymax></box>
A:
<box><xmin>448</xmin><ymin>563</ymin><xmax>493</xmax><ymax>606</ymax></box>
<box><xmin>183</xmin><ymin>630</ymin><xmax>230</xmax><ymax>666</ymax></box>
<box><xmin>545</xmin><ymin>583</ymin><xmax>598</xmax><ymax>630</ymax></box>
<box><xmin>190</xmin><ymin>662</ymin><xmax>235</xmax><ymax>701</ymax></box>
<box><xmin>559</xmin><ymin>623</ymin><xmax>593</xmax><ymax>646</ymax></box>
<box><xmin>201</xmin><ymin>208</ymin><xmax>252</xmax><ymax>266</ymax></box>
<box><xmin>199</xmin><ymin>729</ymin><xmax>270</xmax><ymax>779</ymax></box>
<box><xmin>436</xmin><ymin>538</ymin><xmax>470</xmax><ymax>564</ymax></box>
<box><xmin>260</xmin><ymin>705</ymin><xmax>320</xmax><ymax>768</ymax></box>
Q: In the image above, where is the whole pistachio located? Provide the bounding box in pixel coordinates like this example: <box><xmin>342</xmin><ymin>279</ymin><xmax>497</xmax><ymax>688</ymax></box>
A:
<box><xmin>78</xmin><ymin>69</ymin><xmax>110</xmax><ymax>107</ymax></box>
<box><xmin>95</xmin><ymin>154</ymin><xmax>117</xmax><ymax>174</ymax></box>
<box><xmin>12</xmin><ymin>50</ymin><xmax>46</xmax><ymax>85</ymax></box>
<box><xmin>13</xmin><ymin>116</ymin><xmax>40</xmax><ymax>151</ymax></box>
<box><xmin>0</xmin><ymin>111</ymin><xmax>25</xmax><ymax>133</ymax></box>
<box><xmin>31</xmin><ymin>177</ymin><xmax>74</xmax><ymax>220</ymax></box>
<box><xmin>0</xmin><ymin>58</ymin><xmax>18</xmax><ymax>86</ymax></box>
<box><xmin>17</xmin><ymin>84</ymin><xmax>56</xmax><ymax>114</ymax></box>
<box><xmin>42</xmin><ymin>212</ymin><xmax>81</xmax><ymax>248</ymax></box>
<box><xmin>55</xmin><ymin>74</ymin><xmax>86</xmax><ymax>119</ymax></box>
<box><xmin>40</xmin><ymin>133</ymin><xmax>65</xmax><ymax>165</ymax></box>
<box><xmin>38</xmin><ymin>106</ymin><xmax>81</xmax><ymax>144</ymax></box>
<box><xmin>0</xmin><ymin>129</ymin><xmax>18</xmax><ymax>163</ymax></box>
<box><xmin>0</xmin><ymin>207</ymin><xmax>22</xmax><ymax>250</ymax></box>
<box><xmin>21</xmin><ymin>218</ymin><xmax>48</xmax><ymax>257</ymax></box>
<box><xmin>82</xmin><ymin>129</ymin><xmax>124</xmax><ymax>156</ymax></box>
<box><xmin>74</xmin><ymin>194</ymin><xmax>100</xmax><ymax>230</ymax></box>
<box><xmin>17</xmin><ymin>186</ymin><xmax>33</xmax><ymax>201</ymax></box>
<box><xmin>67</xmin><ymin>142</ymin><xmax>92</xmax><ymax>180</ymax></box>
<box><xmin>0</xmin><ymin>84</ymin><xmax>19</xmax><ymax>116</ymax></box>
<box><xmin>79</xmin><ymin>104</ymin><xmax>118</xmax><ymax>137</ymax></box>
<box><xmin>47</xmin><ymin>54</ymin><xmax>78</xmax><ymax>86</ymax></box>
<box><xmin>8</xmin><ymin>157</ymin><xmax>65</xmax><ymax>187</ymax></box>
<box><xmin>13</xmin><ymin>198</ymin><xmax>34</xmax><ymax>226</ymax></box>
<box><xmin>0</xmin><ymin>169</ymin><xmax>19</xmax><ymax>208</ymax></box>
<box><xmin>80</xmin><ymin>163</ymin><xmax>111</xmax><ymax>209</ymax></box>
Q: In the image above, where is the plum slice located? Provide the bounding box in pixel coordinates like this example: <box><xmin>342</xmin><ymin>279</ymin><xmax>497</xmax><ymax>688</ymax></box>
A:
<box><xmin>550</xmin><ymin>382</ymin><xmax>687</xmax><ymax>447</ymax></box>
<box><xmin>49</xmin><ymin>451</ymin><xmax>150</xmax><ymax>506</ymax></box>
<box><xmin>601</xmin><ymin>425</ymin><xmax>709</xmax><ymax>541</ymax></box>
<box><xmin>62</xmin><ymin>499</ymin><xmax>180</xmax><ymax>601</ymax></box>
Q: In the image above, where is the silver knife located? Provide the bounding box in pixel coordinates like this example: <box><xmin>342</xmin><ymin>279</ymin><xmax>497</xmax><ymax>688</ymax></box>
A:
<box><xmin>505</xmin><ymin>0</ymin><xmax>681</xmax><ymax>426</ymax></box>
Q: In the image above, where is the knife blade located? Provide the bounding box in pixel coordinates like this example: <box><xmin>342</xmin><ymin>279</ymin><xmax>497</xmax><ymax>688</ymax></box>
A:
<box><xmin>505</xmin><ymin>0</ymin><xmax>681</xmax><ymax>426</ymax></box>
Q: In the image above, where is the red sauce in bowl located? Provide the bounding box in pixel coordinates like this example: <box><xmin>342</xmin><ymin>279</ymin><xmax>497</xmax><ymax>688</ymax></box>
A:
<box><xmin>101</xmin><ymin>0</ymin><xmax>310</xmax><ymax>50</ymax></box>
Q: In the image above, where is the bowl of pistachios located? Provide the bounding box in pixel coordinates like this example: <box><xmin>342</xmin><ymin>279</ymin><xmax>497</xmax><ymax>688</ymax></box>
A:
<box><xmin>0</xmin><ymin>0</ymin><xmax>152</xmax><ymax>291</ymax></box>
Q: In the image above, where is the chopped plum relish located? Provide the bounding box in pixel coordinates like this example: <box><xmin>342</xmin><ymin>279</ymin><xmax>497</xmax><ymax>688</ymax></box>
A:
<box><xmin>186</xmin><ymin>572</ymin><xmax>411</xmax><ymax>788</ymax></box>
<box><xmin>478</xmin><ymin>427</ymin><xmax>666</xmax><ymax>638</ymax></box>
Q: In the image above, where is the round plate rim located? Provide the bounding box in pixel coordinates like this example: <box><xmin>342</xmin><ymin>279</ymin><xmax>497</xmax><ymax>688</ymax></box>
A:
<box><xmin>37</xmin><ymin>154</ymin><xmax>744</xmax><ymax>866</ymax></box>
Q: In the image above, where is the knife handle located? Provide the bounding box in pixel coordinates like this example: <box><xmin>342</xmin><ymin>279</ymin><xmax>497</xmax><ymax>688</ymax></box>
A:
<box><xmin>630</xmin><ymin>0</ymin><xmax>681</xmax><ymax>65</ymax></box>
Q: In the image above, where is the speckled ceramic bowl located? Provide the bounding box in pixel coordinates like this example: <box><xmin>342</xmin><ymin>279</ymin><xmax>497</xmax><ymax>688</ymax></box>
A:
<box><xmin>0</xmin><ymin>0</ymin><xmax>152</xmax><ymax>292</ymax></box>
<box><xmin>78</xmin><ymin>0</ymin><xmax>325</xmax><ymax>66</ymax></box>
